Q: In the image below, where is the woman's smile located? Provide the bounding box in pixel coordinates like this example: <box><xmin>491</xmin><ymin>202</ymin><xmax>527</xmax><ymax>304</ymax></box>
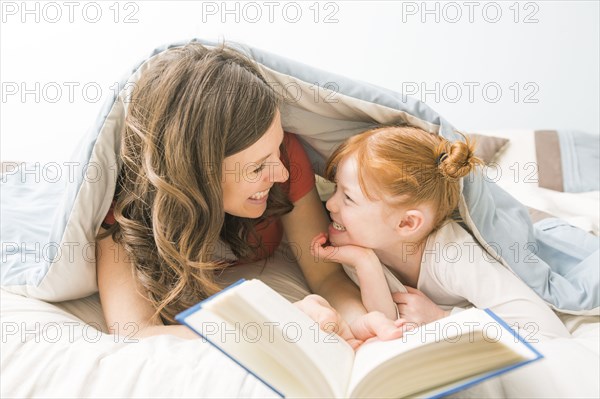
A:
<box><xmin>248</xmin><ymin>187</ymin><xmax>270</xmax><ymax>204</ymax></box>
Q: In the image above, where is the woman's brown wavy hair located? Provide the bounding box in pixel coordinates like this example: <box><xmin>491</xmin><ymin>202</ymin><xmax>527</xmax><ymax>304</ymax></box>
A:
<box><xmin>97</xmin><ymin>42</ymin><xmax>293</xmax><ymax>324</ymax></box>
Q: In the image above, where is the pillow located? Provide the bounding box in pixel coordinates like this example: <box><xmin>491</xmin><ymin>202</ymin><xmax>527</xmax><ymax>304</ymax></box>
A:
<box><xmin>475</xmin><ymin>129</ymin><xmax>599</xmax><ymax>236</ymax></box>
<box><xmin>534</xmin><ymin>130</ymin><xmax>599</xmax><ymax>193</ymax></box>
<box><xmin>468</xmin><ymin>133</ymin><xmax>510</xmax><ymax>164</ymax></box>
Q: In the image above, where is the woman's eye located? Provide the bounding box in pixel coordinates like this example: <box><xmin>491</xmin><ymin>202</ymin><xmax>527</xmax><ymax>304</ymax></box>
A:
<box><xmin>345</xmin><ymin>194</ymin><xmax>353</xmax><ymax>202</ymax></box>
<box><xmin>253</xmin><ymin>164</ymin><xmax>266</xmax><ymax>174</ymax></box>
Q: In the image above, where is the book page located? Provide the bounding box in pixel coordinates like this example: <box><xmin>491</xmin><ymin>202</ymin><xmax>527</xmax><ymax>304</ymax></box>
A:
<box><xmin>355</xmin><ymin>341</ymin><xmax>522</xmax><ymax>397</ymax></box>
<box><xmin>201</xmin><ymin>280</ymin><xmax>356</xmax><ymax>398</ymax></box>
<box><xmin>184</xmin><ymin>308</ymin><xmax>311</xmax><ymax>397</ymax></box>
<box><xmin>346</xmin><ymin>308</ymin><xmax>538</xmax><ymax>397</ymax></box>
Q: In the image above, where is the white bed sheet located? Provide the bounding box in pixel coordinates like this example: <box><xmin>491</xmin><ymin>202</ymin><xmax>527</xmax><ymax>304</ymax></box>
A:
<box><xmin>0</xmin><ymin>288</ymin><xmax>278</xmax><ymax>398</ymax></box>
<box><xmin>1</xmin><ymin>288</ymin><xmax>598</xmax><ymax>398</ymax></box>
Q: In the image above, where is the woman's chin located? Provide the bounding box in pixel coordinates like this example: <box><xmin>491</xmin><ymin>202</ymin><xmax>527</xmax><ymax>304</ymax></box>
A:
<box><xmin>225</xmin><ymin>203</ymin><xmax>267</xmax><ymax>219</ymax></box>
<box><xmin>248</xmin><ymin>205</ymin><xmax>269</xmax><ymax>219</ymax></box>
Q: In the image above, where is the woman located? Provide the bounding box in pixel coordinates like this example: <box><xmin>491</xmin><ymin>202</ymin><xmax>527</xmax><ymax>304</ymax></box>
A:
<box><xmin>96</xmin><ymin>42</ymin><xmax>400</xmax><ymax>345</ymax></box>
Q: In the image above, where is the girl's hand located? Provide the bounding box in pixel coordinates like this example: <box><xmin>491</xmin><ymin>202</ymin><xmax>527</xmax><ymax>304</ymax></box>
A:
<box><xmin>294</xmin><ymin>294</ymin><xmax>404</xmax><ymax>350</ymax></box>
<box><xmin>294</xmin><ymin>294</ymin><xmax>360</xmax><ymax>349</ymax></box>
<box><xmin>310</xmin><ymin>232</ymin><xmax>375</xmax><ymax>267</ymax></box>
<box><xmin>349</xmin><ymin>311</ymin><xmax>406</xmax><ymax>344</ymax></box>
<box><xmin>392</xmin><ymin>286</ymin><xmax>449</xmax><ymax>326</ymax></box>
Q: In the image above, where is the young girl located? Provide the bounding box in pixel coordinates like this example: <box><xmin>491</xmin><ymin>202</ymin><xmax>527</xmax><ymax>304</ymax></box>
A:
<box><xmin>311</xmin><ymin>126</ymin><xmax>571</xmax><ymax>340</ymax></box>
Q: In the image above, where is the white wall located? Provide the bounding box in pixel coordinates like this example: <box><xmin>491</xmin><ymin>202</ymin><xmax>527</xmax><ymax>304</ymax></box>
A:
<box><xmin>2</xmin><ymin>0</ymin><xmax>599</xmax><ymax>162</ymax></box>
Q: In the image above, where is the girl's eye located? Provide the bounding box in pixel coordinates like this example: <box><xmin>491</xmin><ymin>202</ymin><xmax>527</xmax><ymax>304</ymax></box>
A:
<box><xmin>333</xmin><ymin>183</ymin><xmax>352</xmax><ymax>202</ymax></box>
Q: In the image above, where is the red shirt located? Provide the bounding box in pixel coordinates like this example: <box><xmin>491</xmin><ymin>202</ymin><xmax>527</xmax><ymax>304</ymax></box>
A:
<box><xmin>102</xmin><ymin>132</ymin><xmax>316</xmax><ymax>262</ymax></box>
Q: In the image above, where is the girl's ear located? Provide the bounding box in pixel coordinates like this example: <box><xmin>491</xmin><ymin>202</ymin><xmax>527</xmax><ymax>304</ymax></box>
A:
<box><xmin>396</xmin><ymin>209</ymin><xmax>426</xmax><ymax>235</ymax></box>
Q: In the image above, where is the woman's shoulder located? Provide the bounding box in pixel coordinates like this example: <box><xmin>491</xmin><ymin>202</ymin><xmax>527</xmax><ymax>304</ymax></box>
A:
<box><xmin>282</xmin><ymin>132</ymin><xmax>315</xmax><ymax>203</ymax></box>
<box><xmin>282</xmin><ymin>131</ymin><xmax>314</xmax><ymax>175</ymax></box>
<box><xmin>283</xmin><ymin>131</ymin><xmax>305</xmax><ymax>154</ymax></box>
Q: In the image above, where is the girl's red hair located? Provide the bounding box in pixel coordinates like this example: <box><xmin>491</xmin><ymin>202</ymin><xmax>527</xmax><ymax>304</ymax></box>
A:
<box><xmin>325</xmin><ymin>126</ymin><xmax>484</xmax><ymax>231</ymax></box>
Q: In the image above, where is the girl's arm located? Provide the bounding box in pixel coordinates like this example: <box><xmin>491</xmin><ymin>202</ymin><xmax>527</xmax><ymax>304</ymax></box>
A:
<box><xmin>281</xmin><ymin>187</ymin><xmax>372</xmax><ymax>325</ymax></box>
<box><xmin>332</xmin><ymin>245</ymin><xmax>400</xmax><ymax>320</ymax></box>
<box><xmin>347</xmin><ymin>251</ymin><xmax>398</xmax><ymax>320</ymax></box>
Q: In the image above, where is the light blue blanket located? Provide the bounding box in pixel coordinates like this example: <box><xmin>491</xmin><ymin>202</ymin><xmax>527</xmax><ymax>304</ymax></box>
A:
<box><xmin>1</xmin><ymin>38</ymin><xmax>598</xmax><ymax>314</ymax></box>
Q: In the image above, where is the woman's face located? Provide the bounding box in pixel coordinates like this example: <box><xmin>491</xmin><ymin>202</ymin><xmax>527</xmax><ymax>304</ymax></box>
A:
<box><xmin>325</xmin><ymin>155</ymin><xmax>397</xmax><ymax>249</ymax></box>
<box><xmin>222</xmin><ymin>111</ymin><xmax>289</xmax><ymax>218</ymax></box>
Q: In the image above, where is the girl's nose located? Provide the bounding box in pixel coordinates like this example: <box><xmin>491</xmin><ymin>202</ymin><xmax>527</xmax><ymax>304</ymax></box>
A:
<box><xmin>326</xmin><ymin>194</ymin><xmax>337</xmax><ymax>213</ymax></box>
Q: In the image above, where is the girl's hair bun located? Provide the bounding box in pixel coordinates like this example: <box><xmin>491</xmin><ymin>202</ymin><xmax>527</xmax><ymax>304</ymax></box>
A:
<box><xmin>437</xmin><ymin>133</ymin><xmax>484</xmax><ymax>179</ymax></box>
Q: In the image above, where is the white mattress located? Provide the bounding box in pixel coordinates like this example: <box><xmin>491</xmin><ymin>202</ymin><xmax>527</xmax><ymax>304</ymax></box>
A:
<box><xmin>2</xmin><ymin>130</ymin><xmax>599</xmax><ymax>398</ymax></box>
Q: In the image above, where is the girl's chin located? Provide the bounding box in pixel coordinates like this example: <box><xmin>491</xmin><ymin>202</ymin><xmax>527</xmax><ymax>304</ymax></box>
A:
<box><xmin>329</xmin><ymin>235</ymin><xmax>363</xmax><ymax>248</ymax></box>
<box><xmin>332</xmin><ymin>239</ymin><xmax>352</xmax><ymax>248</ymax></box>
<box><xmin>328</xmin><ymin>236</ymin><xmax>347</xmax><ymax>247</ymax></box>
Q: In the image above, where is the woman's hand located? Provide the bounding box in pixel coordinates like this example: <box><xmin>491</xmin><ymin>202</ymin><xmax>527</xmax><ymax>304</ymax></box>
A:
<box><xmin>294</xmin><ymin>294</ymin><xmax>404</xmax><ymax>350</ymax></box>
<box><xmin>310</xmin><ymin>232</ymin><xmax>375</xmax><ymax>268</ymax></box>
<box><xmin>392</xmin><ymin>286</ymin><xmax>449</xmax><ymax>326</ymax></box>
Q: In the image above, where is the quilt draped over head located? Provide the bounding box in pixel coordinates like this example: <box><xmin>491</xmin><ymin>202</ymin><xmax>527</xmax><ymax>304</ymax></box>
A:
<box><xmin>1</xmin><ymin>38</ymin><xmax>598</xmax><ymax>315</ymax></box>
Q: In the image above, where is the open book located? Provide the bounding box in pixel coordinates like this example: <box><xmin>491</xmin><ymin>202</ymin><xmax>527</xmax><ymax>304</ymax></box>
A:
<box><xmin>176</xmin><ymin>279</ymin><xmax>542</xmax><ymax>398</ymax></box>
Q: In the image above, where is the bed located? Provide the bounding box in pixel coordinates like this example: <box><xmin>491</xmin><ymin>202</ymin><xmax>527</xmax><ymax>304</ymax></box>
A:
<box><xmin>1</xmin><ymin>248</ymin><xmax>599</xmax><ymax>398</ymax></box>
<box><xmin>1</xmin><ymin>39</ymin><xmax>599</xmax><ymax>398</ymax></box>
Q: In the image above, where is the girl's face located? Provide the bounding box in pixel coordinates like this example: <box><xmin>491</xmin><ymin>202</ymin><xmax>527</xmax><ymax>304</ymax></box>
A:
<box><xmin>325</xmin><ymin>155</ymin><xmax>398</xmax><ymax>249</ymax></box>
<box><xmin>222</xmin><ymin>111</ymin><xmax>289</xmax><ymax>218</ymax></box>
